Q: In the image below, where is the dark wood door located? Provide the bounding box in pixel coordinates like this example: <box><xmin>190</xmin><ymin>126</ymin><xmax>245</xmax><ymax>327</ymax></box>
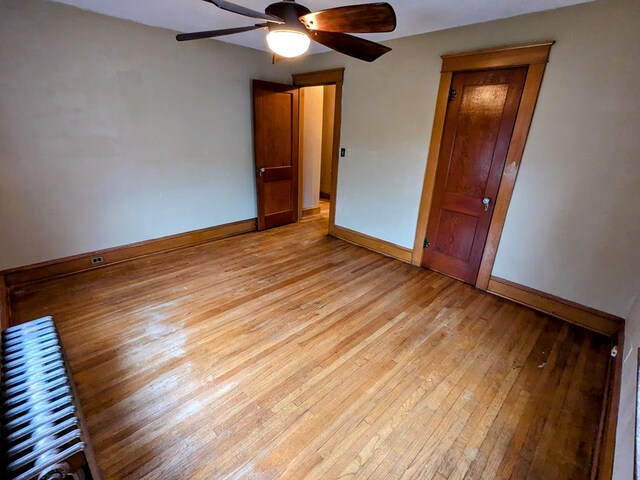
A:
<box><xmin>422</xmin><ymin>67</ymin><xmax>527</xmax><ymax>284</ymax></box>
<box><xmin>253</xmin><ymin>80</ymin><xmax>299</xmax><ymax>230</ymax></box>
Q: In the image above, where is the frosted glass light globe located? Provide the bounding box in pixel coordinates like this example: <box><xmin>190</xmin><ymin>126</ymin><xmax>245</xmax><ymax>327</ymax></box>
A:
<box><xmin>266</xmin><ymin>30</ymin><xmax>310</xmax><ymax>58</ymax></box>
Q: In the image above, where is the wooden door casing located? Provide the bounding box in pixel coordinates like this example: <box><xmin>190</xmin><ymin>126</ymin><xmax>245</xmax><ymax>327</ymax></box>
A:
<box><xmin>253</xmin><ymin>80</ymin><xmax>299</xmax><ymax>230</ymax></box>
<box><xmin>422</xmin><ymin>67</ymin><xmax>527</xmax><ymax>284</ymax></box>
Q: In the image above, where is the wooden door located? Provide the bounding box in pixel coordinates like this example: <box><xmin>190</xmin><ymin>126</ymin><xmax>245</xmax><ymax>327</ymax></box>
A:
<box><xmin>253</xmin><ymin>80</ymin><xmax>299</xmax><ymax>230</ymax></box>
<box><xmin>422</xmin><ymin>67</ymin><xmax>527</xmax><ymax>284</ymax></box>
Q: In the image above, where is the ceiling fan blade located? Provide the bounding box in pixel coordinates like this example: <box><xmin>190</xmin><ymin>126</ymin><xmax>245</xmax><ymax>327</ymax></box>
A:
<box><xmin>176</xmin><ymin>24</ymin><xmax>268</xmax><ymax>41</ymax></box>
<box><xmin>299</xmin><ymin>3</ymin><xmax>396</xmax><ymax>33</ymax></box>
<box><xmin>309</xmin><ymin>30</ymin><xmax>391</xmax><ymax>62</ymax></box>
<box><xmin>204</xmin><ymin>0</ymin><xmax>284</xmax><ymax>23</ymax></box>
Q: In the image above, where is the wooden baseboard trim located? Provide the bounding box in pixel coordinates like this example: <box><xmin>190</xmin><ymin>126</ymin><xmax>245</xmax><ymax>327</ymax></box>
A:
<box><xmin>487</xmin><ymin>276</ymin><xmax>623</xmax><ymax>337</ymax></box>
<box><xmin>302</xmin><ymin>206</ymin><xmax>322</xmax><ymax>218</ymax></box>
<box><xmin>2</xmin><ymin>218</ymin><xmax>257</xmax><ymax>287</ymax></box>
<box><xmin>592</xmin><ymin>328</ymin><xmax>623</xmax><ymax>479</ymax></box>
<box><xmin>320</xmin><ymin>191</ymin><xmax>331</xmax><ymax>200</ymax></box>
<box><xmin>0</xmin><ymin>274</ymin><xmax>10</xmax><ymax>331</ymax></box>
<box><xmin>332</xmin><ymin>225</ymin><xmax>412</xmax><ymax>263</ymax></box>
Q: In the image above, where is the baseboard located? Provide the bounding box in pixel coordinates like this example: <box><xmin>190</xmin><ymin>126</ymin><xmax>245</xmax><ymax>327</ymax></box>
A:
<box><xmin>592</xmin><ymin>328</ymin><xmax>623</xmax><ymax>479</ymax></box>
<box><xmin>332</xmin><ymin>225</ymin><xmax>412</xmax><ymax>263</ymax></box>
<box><xmin>487</xmin><ymin>276</ymin><xmax>624</xmax><ymax>337</ymax></box>
<box><xmin>320</xmin><ymin>191</ymin><xmax>331</xmax><ymax>200</ymax></box>
<box><xmin>0</xmin><ymin>274</ymin><xmax>10</xmax><ymax>331</ymax></box>
<box><xmin>2</xmin><ymin>218</ymin><xmax>257</xmax><ymax>287</ymax></box>
<box><xmin>302</xmin><ymin>206</ymin><xmax>322</xmax><ymax>218</ymax></box>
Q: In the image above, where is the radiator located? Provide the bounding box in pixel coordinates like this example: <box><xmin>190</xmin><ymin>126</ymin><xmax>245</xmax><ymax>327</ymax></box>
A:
<box><xmin>1</xmin><ymin>316</ymin><xmax>100</xmax><ymax>480</ymax></box>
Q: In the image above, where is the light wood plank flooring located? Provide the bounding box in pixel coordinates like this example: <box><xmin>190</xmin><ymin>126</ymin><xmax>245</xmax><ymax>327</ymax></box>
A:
<box><xmin>10</xmin><ymin>209</ymin><xmax>611</xmax><ymax>479</ymax></box>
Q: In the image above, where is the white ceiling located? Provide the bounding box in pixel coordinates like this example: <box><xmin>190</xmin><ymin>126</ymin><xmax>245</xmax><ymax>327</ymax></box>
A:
<box><xmin>48</xmin><ymin>0</ymin><xmax>590</xmax><ymax>55</ymax></box>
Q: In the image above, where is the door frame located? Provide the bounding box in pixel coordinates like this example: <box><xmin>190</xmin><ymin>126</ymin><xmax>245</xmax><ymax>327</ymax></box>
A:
<box><xmin>292</xmin><ymin>68</ymin><xmax>344</xmax><ymax>235</ymax></box>
<box><xmin>411</xmin><ymin>42</ymin><xmax>554</xmax><ymax>290</ymax></box>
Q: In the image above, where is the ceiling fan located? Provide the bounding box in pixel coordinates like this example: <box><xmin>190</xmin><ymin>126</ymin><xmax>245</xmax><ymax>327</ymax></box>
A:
<box><xmin>176</xmin><ymin>0</ymin><xmax>397</xmax><ymax>62</ymax></box>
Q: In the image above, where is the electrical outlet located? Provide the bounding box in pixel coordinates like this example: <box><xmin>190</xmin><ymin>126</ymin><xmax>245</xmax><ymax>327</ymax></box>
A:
<box><xmin>90</xmin><ymin>256</ymin><xmax>104</xmax><ymax>265</ymax></box>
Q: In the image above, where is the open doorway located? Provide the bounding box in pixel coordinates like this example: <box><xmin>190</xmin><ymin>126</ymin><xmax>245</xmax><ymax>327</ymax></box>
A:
<box><xmin>292</xmin><ymin>68</ymin><xmax>344</xmax><ymax>235</ymax></box>
<box><xmin>298</xmin><ymin>84</ymin><xmax>336</xmax><ymax>227</ymax></box>
<box><xmin>251</xmin><ymin>69</ymin><xmax>342</xmax><ymax>233</ymax></box>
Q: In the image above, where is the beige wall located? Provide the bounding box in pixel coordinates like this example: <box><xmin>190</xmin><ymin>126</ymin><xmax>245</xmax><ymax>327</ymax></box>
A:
<box><xmin>301</xmin><ymin>86</ymin><xmax>324</xmax><ymax>209</ymax></box>
<box><xmin>0</xmin><ymin>0</ymin><xmax>290</xmax><ymax>270</ymax></box>
<box><xmin>295</xmin><ymin>0</ymin><xmax>640</xmax><ymax>318</ymax></box>
<box><xmin>615</xmin><ymin>292</ymin><xmax>640</xmax><ymax>479</ymax></box>
<box><xmin>320</xmin><ymin>85</ymin><xmax>336</xmax><ymax>196</ymax></box>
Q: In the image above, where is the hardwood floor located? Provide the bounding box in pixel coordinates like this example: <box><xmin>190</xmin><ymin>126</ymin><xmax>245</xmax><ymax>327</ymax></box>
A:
<box><xmin>9</xmin><ymin>209</ymin><xmax>611</xmax><ymax>479</ymax></box>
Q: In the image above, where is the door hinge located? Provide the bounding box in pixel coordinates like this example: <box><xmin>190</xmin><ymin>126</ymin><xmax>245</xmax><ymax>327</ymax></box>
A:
<box><xmin>448</xmin><ymin>88</ymin><xmax>457</xmax><ymax>102</ymax></box>
<box><xmin>611</xmin><ymin>346</ymin><xmax>618</xmax><ymax>357</ymax></box>
<box><xmin>424</xmin><ymin>239</ymin><xmax>431</xmax><ymax>249</ymax></box>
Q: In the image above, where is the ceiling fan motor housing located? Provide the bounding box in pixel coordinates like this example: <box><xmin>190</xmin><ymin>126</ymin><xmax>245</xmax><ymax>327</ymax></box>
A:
<box><xmin>265</xmin><ymin>1</ymin><xmax>311</xmax><ymax>33</ymax></box>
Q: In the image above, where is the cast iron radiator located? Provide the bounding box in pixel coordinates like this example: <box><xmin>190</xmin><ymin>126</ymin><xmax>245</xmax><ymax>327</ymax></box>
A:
<box><xmin>1</xmin><ymin>316</ymin><xmax>100</xmax><ymax>480</ymax></box>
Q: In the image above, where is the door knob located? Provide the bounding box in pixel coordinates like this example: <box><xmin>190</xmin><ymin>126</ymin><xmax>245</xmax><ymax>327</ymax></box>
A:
<box><xmin>482</xmin><ymin>197</ymin><xmax>491</xmax><ymax>211</ymax></box>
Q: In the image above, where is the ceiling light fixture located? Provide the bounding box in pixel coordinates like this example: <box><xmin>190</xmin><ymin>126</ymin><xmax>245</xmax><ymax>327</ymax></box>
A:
<box><xmin>176</xmin><ymin>1</ymin><xmax>396</xmax><ymax>63</ymax></box>
<box><xmin>266</xmin><ymin>29</ymin><xmax>310</xmax><ymax>58</ymax></box>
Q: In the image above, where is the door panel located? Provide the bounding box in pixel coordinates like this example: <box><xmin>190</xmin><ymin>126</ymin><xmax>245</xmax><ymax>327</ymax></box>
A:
<box><xmin>446</xmin><ymin>84</ymin><xmax>509</xmax><ymax>197</ymax></box>
<box><xmin>434</xmin><ymin>210</ymin><xmax>478</xmax><ymax>261</ymax></box>
<box><xmin>253</xmin><ymin>80</ymin><xmax>299</xmax><ymax>230</ymax></box>
<box><xmin>264</xmin><ymin>182</ymin><xmax>293</xmax><ymax>214</ymax></box>
<box><xmin>422</xmin><ymin>67</ymin><xmax>527</xmax><ymax>284</ymax></box>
